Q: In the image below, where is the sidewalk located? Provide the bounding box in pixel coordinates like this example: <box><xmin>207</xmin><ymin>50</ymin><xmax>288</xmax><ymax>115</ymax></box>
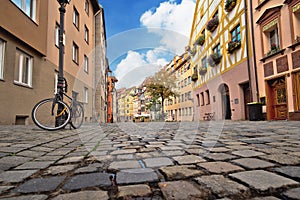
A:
<box><xmin>0</xmin><ymin>121</ymin><xmax>299</xmax><ymax>199</ymax></box>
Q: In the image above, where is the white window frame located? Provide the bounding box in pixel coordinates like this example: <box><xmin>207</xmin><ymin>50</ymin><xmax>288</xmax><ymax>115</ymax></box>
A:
<box><xmin>0</xmin><ymin>39</ymin><xmax>5</xmax><ymax>80</ymax></box>
<box><xmin>72</xmin><ymin>42</ymin><xmax>79</xmax><ymax>64</ymax></box>
<box><xmin>84</xmin><ymin>87</ymin><xmax>88</xmax><ymax>103</ymax></box>
<box><xmin>14</xmin><ymin>49</ymin><xmax>33</xmax><ymax>87</ymax></box>
<box><xmin>84</xmin><ymin>55</ymin><xmax>89</xmax><ymax>73</ymax></box>
<box><xmin>84</xmin><ymin>25</ymin><xmax>89</xmax><ymax>43</ymax></box>
<box><xmin>84</xmin><ymin>0</ymin><xmax>89</xmax><ymax>15</ymax></box>
<box><xmin>12</xmin><ymin>0</ymin><xmax>37</xmax><ymax>21</ymax></box>
<box><xmin>73</xmin><ymin>7</ymin><xmax>79</xmax><ymax>29</ymax></box>
<box><xmin>55</xmin><ymin>23</ymin><xmax>60</xmax><ymax>47</ymax></box>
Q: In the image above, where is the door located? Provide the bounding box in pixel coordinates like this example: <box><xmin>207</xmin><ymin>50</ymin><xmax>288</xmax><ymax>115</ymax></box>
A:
<box><xmin>268</xmin><ymin>78</ymin><xmax>288</xmax><ymax>120</ymax></box>
<box><xmin>220</xmin><ymin>84</ymin><xmax>232</xmax><ymax>120</ymax></box>
<box><xmin>242</xmin><ymin>83</ymin><xmax>251</xmax><ymax>120</ymax></box>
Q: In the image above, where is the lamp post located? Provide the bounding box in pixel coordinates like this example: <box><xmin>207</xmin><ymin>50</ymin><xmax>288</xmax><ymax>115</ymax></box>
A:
<box><xmin>56</xmin><ymin>0</ymin><xmax>70</xmax><ymax>126</ymax></box>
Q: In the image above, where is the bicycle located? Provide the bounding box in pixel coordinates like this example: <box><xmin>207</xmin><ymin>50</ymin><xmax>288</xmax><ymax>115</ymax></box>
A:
<box><xmin>32</xmin><ymin>78</ymin><xmax>84</xmax><ymax>131</ymax></box>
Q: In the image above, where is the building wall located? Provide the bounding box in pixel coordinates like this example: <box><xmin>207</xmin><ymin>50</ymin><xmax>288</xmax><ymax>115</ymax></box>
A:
<box><xmin>252</xmin><ymin>0</ymin><xmax>300</xmax><ymax>120</ymax></box>
<box><xmin>190</xmin><ymin>0</ymin><xmax>253</xmax><ymax>121</ymax></box>
<box><xmin>0</xmin><ymin>0</ymin><xmax>108</xmax><ymax>125</ymax></box>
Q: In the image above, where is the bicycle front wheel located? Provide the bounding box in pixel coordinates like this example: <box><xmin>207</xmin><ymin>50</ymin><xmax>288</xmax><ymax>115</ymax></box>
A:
<box><xmin>32</xmin><ymin>98</ymin><xmax>71</xmax><ymax>131</ymax></box>
<box><xmin>70</xmin><ymin>102</ymin><xmax>84</xmax><ymax>129</ymax></box>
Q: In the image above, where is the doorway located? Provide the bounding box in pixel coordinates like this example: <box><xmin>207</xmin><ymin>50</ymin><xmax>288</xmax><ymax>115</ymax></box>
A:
<box><xmin>267</xmin><ymin>77</ymin><xmax>288</xmax><ymax>120</ymax></box>
<box><xmin>242</xmin><ymin>83</ymin><xmax>251</xmax><ymax>120</ymax></box>
<box><xmin>219</xmin><ymin>84</ymin><xmax>232</xmax><ymax>120</ymax></box>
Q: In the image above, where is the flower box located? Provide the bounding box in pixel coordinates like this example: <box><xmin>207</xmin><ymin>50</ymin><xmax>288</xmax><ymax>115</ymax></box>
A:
<box><xmin>266</xmin><ymin>46</ymin><xmax>280</xmax><ymax>56</ymax></box>
<box><xmin>227</xmin><ymin>40</ymin><xmax>241</xmax><ymax>53</ymax></box>
<box><xmin>195</xmin><ymin>35</ymin><xmax>205</xmax><ymax>46</ymax></box>
<box><xmin>199</xmin><ymin>67</ymin><xmax>207</xmax><ymax>75</ymax></box>
<box><xmin>206</xmin><ymin>16</ymin><xmax>219</xmax><ymax>32</ymax></box>
<box><xmin>190</xmin><ymin>46</ymin><xmax>197</xmax><ymax>56</ymax></box>
<box><xmin>191</xmin><ymin>72</ymin><xmax>198</xmax><ymax>81</ymax></box>
<box><xmin>295</xmin><ymin>35</ymin><xmax>300</xmax><ymax>44</ymax></box>
<box><xmin>208</xmin><ymin>53</ymin><xmax>222</xmax><ymax>66</ymax></box>
<box><xmin>225</xmin><ymin>0</ymin><xmax>236</xmax><ymax>12</ymax></box>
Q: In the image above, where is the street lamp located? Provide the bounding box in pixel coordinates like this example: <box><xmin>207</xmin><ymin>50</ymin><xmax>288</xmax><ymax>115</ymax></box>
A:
<box><xmin>56</xmin><ymin>0</ymin><xmax>70</xmax><ymax>126</ymax></box>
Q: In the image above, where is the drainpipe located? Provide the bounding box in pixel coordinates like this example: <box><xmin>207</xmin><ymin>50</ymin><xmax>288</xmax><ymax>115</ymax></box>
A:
<box><xmin>249</xmin><ymin>0</ymin><xmax>260</xmax><ymax>102</ymax></box>
<box><xmin>244</xmin><ymin>0</ymin><xmax>253</xmax><ymax>102</ymax></box>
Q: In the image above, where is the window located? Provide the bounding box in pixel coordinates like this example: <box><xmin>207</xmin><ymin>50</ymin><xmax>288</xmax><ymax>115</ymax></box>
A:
<box><xmin>196</xmin><ymin>94</ymin><xmax>200</xmax><ymax>106</ymax></box>
<box><xmin>206</xmin><ymin>90</ymin><xmax>210</xmax><ymax>105</ymax></box>
<box><xmin>0</xmin><ymin>39</ymin><xmax>5</xmax><ymax>79</ymax></box>
<box><xmin>73</xmin><ymin>7</ymin><xmax>79</xmax><ymax>29</ymax></box>
<box><xmin>202</xmin><ymin>56</ymin><xmax>208</xmax><ymax>68</ymax></box>
<box><xmin>12</xmin><ymin>0</ymin><xmax>37</xmax><ymax>21</ymax></box>
<box><xmin>269</xmin><ymin>28</ymin><xmax>280</xmax><ymax>49</ymax></box>
<box><xmin>84</xmin><ymin>0</ymin><xmax>89</xmax><ymax>15</ymax></box>
<box><xmin>72</xmin><ymin>42</ymin><xmax>79</xmax><ymax>64</ymax></box>
<box><xmin>14</xmin><ymin>49</ymin><xmax>33</xmax><ymax>87</ymax></box>
<box><xmin>84</xmin><ymin>55</ymin><xmax>89</xmax><ymax>73</ymax></box>
<box><xmin>84</xmin><ymin>87</ymin><xmax>88</xmax><ymax>103</ymax></box>
<box><xmin>84</xmin><ymin>25</ymin><xmax>89</xmax><ymax>43</ymax></box>
<box><xmin>213</xmin><ymin>43</ymin><xmax>221</xmax><ymax>56</ymax></box>
<box><xmin>231</xmin><ymin>24</ymin><xmax>241</xmax><ymax>42</ymax></box>
<box><xmin>200</xmin><ymin>92</ymin><xmax>205</xmax><ymax>106</ymax></box>
<box><xmin>55</xmin><ymin>23</ymin><xmax>60</xmax><ymax>47</ymax></box>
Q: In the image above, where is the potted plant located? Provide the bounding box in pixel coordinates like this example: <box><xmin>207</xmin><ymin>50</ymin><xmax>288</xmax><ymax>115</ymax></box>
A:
<box><xmin>227</xmin><ymin>40</ymin><xmax>241</xmax><ymax>53</ymax></box>
<box><xmin>206</xmin><ymin>16</ymin><xmax>219</xmax><ymax>32</ymax></box>
<box><xmin>208</xmin><ymin>53</ymin><xmax>222</xmax><ymax>66</ymax></box>
<box><xmin>199</xmin><ymin>67</ymin><xmax>207</xmax><ymax>75</ymax></box>
<box><xmin>191</xmin><ymin>72</ymin><xmax>198</xmax><ymax>81</ymax></box>
<box><xmin>195</xmin><ymin>34</ymin><xmax>205</xmax><ymax>46</ymax></box>
<box><xmin>190</xmin><ymin>46</ymin><xmax>197</xmax><ymax>56</ymax></box>
<box><xmin>266</xmin><ymin>43</ymin><xmax>279</xmax><ymax>56</ymax></box>
<box><xmin>295</xmin><ymin>35</ymin><xmax>300</xmax><ymax>44</ymax></box>
<box><xmin>225</xmin><ymin>0</ymin><xmax>236</xmax><ymax>12</ymax></box>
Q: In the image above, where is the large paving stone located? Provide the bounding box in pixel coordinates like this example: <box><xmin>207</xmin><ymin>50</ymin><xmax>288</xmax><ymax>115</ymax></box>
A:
<box><xmin>116</xmin><ymin>168</ymin><xmax>158</xmax><ymax>184</ymax></box>
<box><xmin>198</xmin><ymin>162</ymin><xmax>244</xmax><ymax>173</ymax></box>
<box><xmin>62</xmin><ymin>173</ymin><xmax>111</xmax><ymax>190</ymax></box>
<box><xmin>283</xmin><ymin>187</ymin><xmax>300</xmax><ymax>200</ymax></box>
<box><xmin>159</xmin><ymin>181</ymin><xmax>203</xmax><ymax>200</ymax></box>
<box><xmin>194</xmin><ymin>175</ymin><xmax>249</xmax><ymax>198</ymax></box>
<box><xmin>110</xmin><ymin>149</ymin><xmax>136</xmax><ymax>155</ymax></box>
<box><xmin>232</xmin><ymin>158</ymin><xmax>275</xmax><ymax>169</ymax></box>
<box><xmin>143</xmin><ymin>157</ymin><xmax>174</xmax><ymax>168</ymax></box>
<box><xmin>117</xmin><ymin>184</ymin><xmax>152</xmax><ymax>198</ymax></box>
<box><xmin>14</xmin><ymin>161</ymin><xmax>53</xmax><ymax>170</ymax></box>
<box><xmin>0</xmin><ymin>195</ymin><xmax>48</xmax><ymax>200</ymax></box>
<box><xmin>0</xmin><ymin>186</ymin><xmax>14</xmax><ymax>194</ymax></box>
<box><xmin>273</xmin><ymin>166</ymin><xmax>300</xmax><ymax>179</ymax></box>
<box><xmin>108</xmin><ymin>160</ymin><xmax>141</xmax><ymax>171</ymax></box>
<box><xmin>173</xmin><ymin>155</ymin><xmax>206</xmax><ymax>164</ymax></box>
<box><xmin>229</xmin><ymin>170</ymin><xmax>298</xmax><ymax>192</ymax></box>
<box><xmin>204</xmin><ymin>153</ymin><xmax>237</xmax><ymax>161</ymax></box>
<box><xmin>14</xmin><ymin>176</ymin><xmax>66</xmax><ymax>193</ymax></box>
<box><xmin>250</xmin><ymin>196</ymin><xmax>281</xmax><ymax>200</ymax></box>
<box><xmin>159</xmin><ymin>165</ymin><xmax>203</xmax><ymax>180</ymax></box>
<box><xmin>74</xmin><ymin>163</ymin><xmax>103</xmax><ymax>174</ymax></box>
<box><xmin>45</xmin><ymin>165</ymin><xmax>77</xmax><ymax>175</ymax></box>
<box><xmin>0</xmin><ymin>156</ymin><xmax>31</xmax><ymax>171</ymax></box>
<box><xmin>0</xmin><ymin>170</ymin><xmax>37</xmax><ymax>183</ymax></box>
<box><xmin>57</xmin><ymin>156</ymin><xmax>84</xmax><ymax>164</ymax></box>
<box><xmin>259</xmin><ymin>154</ymin><xmax>300</xmax><ymax>165</ymax></box>
<box><xmin>52</xmin><ymin>190</ymin><xmax>109</xmax><ymax>200</ymax></box>
<box><xmin>232</xmin><ymin>150</ymin><xmax>265</xmax><ymax>157</ymax></box>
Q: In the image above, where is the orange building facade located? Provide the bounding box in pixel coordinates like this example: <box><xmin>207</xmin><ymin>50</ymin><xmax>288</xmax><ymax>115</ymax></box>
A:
<box><xmin>252</xmin><ymin>0</ymin><xmax>300</xmax><ymax>120</ymax></box>
<box><xmin>107</xmin><ymin>75</ymin><xmax>118</xmax><ymax>123</ymax></box>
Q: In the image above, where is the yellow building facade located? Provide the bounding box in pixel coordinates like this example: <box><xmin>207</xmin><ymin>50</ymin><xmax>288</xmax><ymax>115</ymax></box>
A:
<box><xmin>189</xmin><ymin>0</ymin><xmax>257</xmax><ymax>121</ymax></box>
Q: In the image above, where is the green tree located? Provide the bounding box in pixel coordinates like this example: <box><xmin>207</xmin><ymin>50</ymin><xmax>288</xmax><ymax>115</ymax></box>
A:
<box><xmin>146</xmin><ymin>67</ymin><xmax>177</xmax><ymax>120</ymax></box>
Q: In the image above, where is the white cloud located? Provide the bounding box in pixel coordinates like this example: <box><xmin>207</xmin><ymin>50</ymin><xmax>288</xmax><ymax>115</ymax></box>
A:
<box><xmin>115</xmin><ymin>49</ymin><xmax>169</xmax><ymax>89</ymax></box>
<box><xmin>113</xmin><ymin>0</ymin><xmax>196</xmax><ymax>89</ymax></box>
<box><xmin>140</xmin><ymin>0</ymin><xmax>195</xmax><ymax>37</ymax></box>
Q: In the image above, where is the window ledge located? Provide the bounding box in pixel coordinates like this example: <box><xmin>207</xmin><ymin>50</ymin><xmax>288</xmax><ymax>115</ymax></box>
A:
<box><xmin>260</xmin><ymin>48</ymin><xmax>286</xmax><ymax>63</ymax></box>
<box><xmin>13</xmin><ymin>81</ymin><xmax>32</xmax><ymax>89</ymax></box>
<box><xmin>255</xmin><ymin>0</ymin><xmax>271</xmax><ymax>10</ymax></box>
<box><xmin>288</xmin><ymin>41</ymin><xmax>300</xmax><ymax>51</ymax></box>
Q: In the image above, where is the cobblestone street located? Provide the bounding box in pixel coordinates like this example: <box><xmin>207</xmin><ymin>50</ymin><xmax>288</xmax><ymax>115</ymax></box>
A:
<box><xmin>0</xmin><ymin>121</ymin><xmax>299</xmax><ymax>200</ymax></box>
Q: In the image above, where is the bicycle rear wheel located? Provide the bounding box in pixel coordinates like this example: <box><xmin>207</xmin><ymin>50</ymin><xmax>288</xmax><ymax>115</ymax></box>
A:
<box><xmin>32</xmin><ymin>98</ymin><xmax>71</xmax><ymax>131</ymax></box>
<box><xmin>70</xmin><ymin>102</ymin><xmax>84</xmax><ymax>129</ymax></box>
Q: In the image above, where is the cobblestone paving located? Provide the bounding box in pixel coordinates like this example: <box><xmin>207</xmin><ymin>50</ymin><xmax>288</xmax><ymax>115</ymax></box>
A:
<box><xmin>0</xmin><ymin>121</ymin><xmax>299</xmax><ymax>199</ymax></box>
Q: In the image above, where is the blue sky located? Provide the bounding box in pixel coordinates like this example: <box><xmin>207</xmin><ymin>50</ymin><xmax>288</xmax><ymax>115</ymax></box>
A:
<box><xmin>98</xmin><ymin>0</ymin><xmax>196</xmax><ymax>88</ymax></box>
